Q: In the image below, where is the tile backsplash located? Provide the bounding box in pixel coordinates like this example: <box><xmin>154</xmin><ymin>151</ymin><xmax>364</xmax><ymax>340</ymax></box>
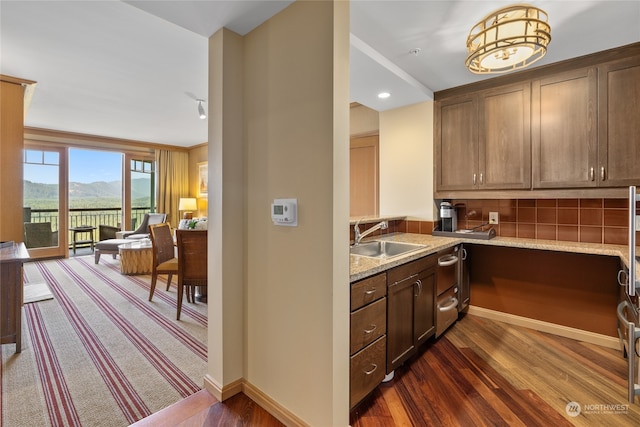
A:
<box><xmin>349</xmin><ymin>198</ymin><xmax>638</xmax><ymax>246</ymax></box>
<box><xmin>450</xmin><ymin>198</ymin><xmax>637</xmax><ymax>245</ymax></box>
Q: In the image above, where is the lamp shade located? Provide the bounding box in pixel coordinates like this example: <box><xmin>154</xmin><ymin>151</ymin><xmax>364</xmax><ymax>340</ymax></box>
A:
<box><xmin>466</xmin><ymin>4</ymin><xmax>551</xmax><ymax>74</ymax></box>
<box><xmin>178</xmin><ymin>198</ymin><xmax>197</xmax><ymax>211</ymax></box>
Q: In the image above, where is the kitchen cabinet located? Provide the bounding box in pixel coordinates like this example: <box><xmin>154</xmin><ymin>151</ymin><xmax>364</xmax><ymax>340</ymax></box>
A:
<box><xmin>532</xmin><ymin>67</ymin><xmax>598</xmax><ymax>188</ymax></box>
<box><xmin>597</xmin><ymin>55</ymin><xmax>640</xmax><ymax>187</ymax></box>
<box><xmin>386</xmin><ymin>255</ymin><xmax>436</xmax><ymax>373</ymax></box>
<box><xmin>350</xmin><ymin>272</ymin><xmax>386</xmax><ymax>409</ymax></box>
<box><xmin>435</xmin><ymin>83</ymin><xmax>530</xmax><ymax>191</ymax></box>
<box><xmin>435</xmin><ymin>94</ymin><xmax>478</xmax><ymax>191</ymax></box>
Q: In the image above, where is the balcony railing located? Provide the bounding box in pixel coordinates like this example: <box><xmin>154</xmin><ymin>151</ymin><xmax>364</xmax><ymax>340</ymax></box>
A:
<box><xmin>23</xmin><ymin>207</ymin><xmax>152</xmax><ymax>246</ymax></box>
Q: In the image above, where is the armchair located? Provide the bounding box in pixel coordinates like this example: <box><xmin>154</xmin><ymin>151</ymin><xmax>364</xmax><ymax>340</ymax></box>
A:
<box><xmin>117</xmin><ymin>213</ymin><xmax>167</xmax><ymax>240</ymax></box>
<box><xmin>99</xmin><ymin>224</ymin><xmax>120</xmax><ymax>241</ymax></box>
<box><xmin>24</xmin><ymin>222</ymin><xmax>58</xmax><ymax>248</ymax></box>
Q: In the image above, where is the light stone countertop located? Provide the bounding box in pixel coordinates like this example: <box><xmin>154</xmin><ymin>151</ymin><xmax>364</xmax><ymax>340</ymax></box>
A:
<box><xmin>350</xmin><ymin>232</ymin><xmax>639</xmax><ymax>286</ymax></box>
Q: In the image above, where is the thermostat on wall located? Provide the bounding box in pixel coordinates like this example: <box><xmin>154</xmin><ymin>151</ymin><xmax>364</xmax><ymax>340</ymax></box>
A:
<box><xmin>271</xmin><ymin>198</ymin><xmax>297</xmax><ymax>226</ymax></box>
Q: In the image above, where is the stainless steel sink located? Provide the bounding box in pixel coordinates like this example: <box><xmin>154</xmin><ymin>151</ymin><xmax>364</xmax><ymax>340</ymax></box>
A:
<box><xmin>350</xmin><ymin>240</ymin><xmax>427</xmax><ymax>259</ymax></box>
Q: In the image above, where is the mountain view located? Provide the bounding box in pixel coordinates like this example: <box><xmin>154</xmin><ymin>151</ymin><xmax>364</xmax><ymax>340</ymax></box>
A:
<box><xmin>24</xmin><ymin>178</ymin><xmax>152</xmax><ymax>209</ymax></box>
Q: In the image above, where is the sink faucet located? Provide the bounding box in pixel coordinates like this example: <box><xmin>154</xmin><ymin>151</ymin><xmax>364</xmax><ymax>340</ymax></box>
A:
<box><xmin>354</xmin><ymin>220</ymin><xmax>388</xmax><ymax>245</ymax></box>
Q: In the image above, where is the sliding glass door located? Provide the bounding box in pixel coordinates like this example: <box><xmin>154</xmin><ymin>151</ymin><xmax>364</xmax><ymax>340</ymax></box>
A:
<box><xmin>23</xmin><ymin>145</ymin><xmax>68</xmax><ymax>258</ymax></box>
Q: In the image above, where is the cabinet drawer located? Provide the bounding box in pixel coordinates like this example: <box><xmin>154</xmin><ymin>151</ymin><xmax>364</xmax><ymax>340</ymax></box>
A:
<box><xmin>350</xmin><ymin>335</ymin><xmax>386</xmax><ymax>409</ymax></box>
<box><xmin>387</xmin><ymin>255</ymin><xmax>436</xmax><ymax>285</ymax></box>
<box><xmin>351</xmin><ymin>273</ymin><xmax>386</xmax><ymax>311</ymax></box>
<box><xmin>350</xmin><ymin>298</ymin><xmax>386</xmax><ymax>355</ymax></box>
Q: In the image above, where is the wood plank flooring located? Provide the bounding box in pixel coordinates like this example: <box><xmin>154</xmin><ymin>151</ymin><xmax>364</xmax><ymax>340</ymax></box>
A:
<box><xmin>134</xmin><ymin>313</ymin><xmax>640</xmax><ymax>426</ymax></box>
<box><xmin>351</xmin><ymin>313</ymin><xmax>640</xmax><ymax>427</ymax></box>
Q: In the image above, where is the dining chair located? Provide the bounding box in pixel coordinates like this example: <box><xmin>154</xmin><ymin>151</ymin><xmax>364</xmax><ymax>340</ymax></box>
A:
<box><xmin>175</xmin><ymin>229</ymin><xmax>208</xmax><ymax>320</ymax></box>
<box><xmin>148</xmin><ymin>223</ymin><xmax>178</xmax><ymax>302</ymax></box>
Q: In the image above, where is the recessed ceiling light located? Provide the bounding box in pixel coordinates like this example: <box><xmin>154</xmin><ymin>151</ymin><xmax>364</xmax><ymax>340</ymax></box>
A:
<box><xmin>378</xmin><ymin>92</ymin><xmax>391</xmax><ymax>99</ymax></box>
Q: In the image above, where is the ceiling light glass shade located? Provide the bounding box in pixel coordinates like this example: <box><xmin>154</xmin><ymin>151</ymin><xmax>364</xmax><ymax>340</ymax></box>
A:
<box><xmin>178</xmin><ymin>198</ymin><xmax>197</xmax><ymax>211</ymax></box>
<box><xmin>466</xmin><ymin>4</ymin><xmax>551</xmax><ymax>74</ymax></box>
<box><xmin>197</xmin><ymin>99</ymin><xmax>206</xmax><ymax>119</ymax></box>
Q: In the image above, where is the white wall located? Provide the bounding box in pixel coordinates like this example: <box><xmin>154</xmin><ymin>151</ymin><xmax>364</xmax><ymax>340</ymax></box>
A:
<box><xmin>379</xmin><ymin>101</ymin><xmax>435</xmax><ymax>220</ymax></box>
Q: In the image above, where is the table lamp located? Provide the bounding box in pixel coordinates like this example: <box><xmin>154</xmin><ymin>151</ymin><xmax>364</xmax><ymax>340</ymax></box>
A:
<box><xmin>178</xmin><ymin>198</ymin><xmax>197</xmax><ymax>219</ymax></box>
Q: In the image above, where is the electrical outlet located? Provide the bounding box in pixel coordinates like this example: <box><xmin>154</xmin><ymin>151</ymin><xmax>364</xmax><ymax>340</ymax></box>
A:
<box><xmin>489</xmin><ymin>212</ymin><xmax>499</xmax><ymax>225</ymax></box>
<box><xmin>636</xmin><ymin>215</ymin><xmax>640</xmax><ymax>231</ymax></box>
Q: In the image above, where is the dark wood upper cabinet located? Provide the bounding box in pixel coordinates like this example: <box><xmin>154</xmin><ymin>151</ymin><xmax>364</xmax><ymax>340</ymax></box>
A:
<box><xmin>479</xmin><ymin>83</ymin><xmax>531</xmax><ymax>190</ymax></box>
<box><xmin>435</xmin><ymin>42</ymin><xmax>640</xmax><ymax>197</ymax></box>
<box><xmin>597</xmin><ymin>55</ymin><xmax>640</xmax><ymax>187</ymax></box>
<box><xmin>435</xmin><ymin>95</ymin><xmax>478</xmax><ymax>191</ymax></box>
<box><xmin>532</xmin><ymin>67</ymin><xmax>598</xmax><ymax>188</ymax></box>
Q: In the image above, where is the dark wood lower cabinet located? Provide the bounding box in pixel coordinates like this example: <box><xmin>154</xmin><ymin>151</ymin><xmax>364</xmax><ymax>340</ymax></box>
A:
<box><xmin>386</xmin><ymin>255</ymin><xmax>436</xmax><ymax>373</ymax></box>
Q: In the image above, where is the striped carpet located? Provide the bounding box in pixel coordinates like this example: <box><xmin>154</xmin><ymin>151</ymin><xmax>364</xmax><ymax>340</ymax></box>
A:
<box><xmin>1</xmin><ymin>255</ymin><xmax>208</xmax><ymax>427</ymax></box>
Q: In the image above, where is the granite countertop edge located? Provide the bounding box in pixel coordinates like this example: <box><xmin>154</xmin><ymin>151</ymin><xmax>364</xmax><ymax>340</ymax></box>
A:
<box><xmin>349</xmin><ymin>232</ymin><xmax>638</xmax><ymax>284</ymax></box>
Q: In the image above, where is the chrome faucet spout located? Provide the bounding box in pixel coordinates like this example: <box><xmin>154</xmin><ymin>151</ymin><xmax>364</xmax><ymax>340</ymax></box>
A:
<box><xmin>353</xmin><ymin>220</ymin><xmax>388</xmax><ymax>245</ymax></box>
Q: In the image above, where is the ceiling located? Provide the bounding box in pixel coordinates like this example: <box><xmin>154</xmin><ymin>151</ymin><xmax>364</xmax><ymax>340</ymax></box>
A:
<box><xmin>2</xmin><ymin>1</ymin><xmax>639</xmax><ymax>148</ymax></box>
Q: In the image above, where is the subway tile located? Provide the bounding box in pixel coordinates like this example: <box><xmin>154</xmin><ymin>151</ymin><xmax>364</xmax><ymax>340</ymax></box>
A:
<box><xmin>396</xmin><ymin>220</ymin><xmax>408</xmax><ymax>233</ymax></box>
<box><xmin>557</xmin><ymin>208</ymin><xmax>578</xmax><ymax>225</ymax></box>
<box><xmin>536</xmin><ymin>207</ymin><xmax>557</xmax><ymax>224</ymax></box>
<box><xmin>604</xmin><ymin>198</ymin><xmax>628</xmax><ymax>209</ymax></box>
<box><xmin>536</xmin><ymin>224</ymin><xmax>557</xmax><ymax>240</ymax></box>
<box><xmin>517</xmin><ymin>207</ymin><xmax>536</xmax><ymax>223</ymax></box>
<box><xmin>603</xmin><ymin>209</ymin><xmax>627</xmax><ymax>227</ymax></box>
<box><xmin>580</xmin><ymin>198</ymin><xmax>603</xmax><ymax>208</ymax></box>
<box><xmin>537</xmin><ymin>199</ymin><xmax>557</xmax><ymax>208</ymax></box>
<box><xmin>558</xmin><ymin>199</ymin><xmax>579</xmax><ymax>207</ymax></box>
<box><xmin>604</xmin><ymin>227</ymin><xmax>627</xmax><ymax>245</ymax></box>
<box><xmin>517</xmin><ymin>224</ymin><xmax>535</xmax><ymax>239</ymax></box>
<box><xmin>499</xmin><ymin>222</ymin><xmax>517</xmax><ymax>237</ymax></box>
<box><xmin>407</xmin><ymin>220</ymin><xmax>420</xmax><ymax>234</ymax></box>
<box><xmin>579</xmin><ymin>226</ymin><xmax>603</xmax><ymax>243</ymax></box>
<box><xmin>499</xmin><ymin>199</ymin><xmax>517</xmax><ymax>208</ymax></box>
<box><xmin>419</xmin><ymin>221</ymin><xmax>434</xmax><ymax>235</ymax></box>
<box><xmin>498</xmin><ymin>207</ymin><xmax>517</xmax><ymax>222</ymax></box>
<box><xmin>518</xmin><ymin>199</ymin><xmax>536</xmax><ymax>208</ymax></box>
<box><xmin>558</xmin><ymin>225</ymin><xmax>579</xmax><ymax>242</ymax></box>
<box><xmin>579</xmin><ymin>208</ymin><xmax>603</xmax><ymax>226</ymax></box>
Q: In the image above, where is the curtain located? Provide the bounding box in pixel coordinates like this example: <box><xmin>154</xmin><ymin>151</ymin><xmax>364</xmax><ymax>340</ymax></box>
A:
<box><xmin>155</xmin><ymin>149</ymin><xmax>189</xmax><ymax>229</ymax></box>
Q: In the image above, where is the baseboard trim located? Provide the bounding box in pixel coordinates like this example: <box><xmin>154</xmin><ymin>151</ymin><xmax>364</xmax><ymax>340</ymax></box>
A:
<box><xmin>242</xmin><ymin>381</ymin><xmax>308</xmax><ymax>427</ymax></box>
<box><xmin>203</xmin><ymin>375</ymin><xmax>307</xmax><ymax>426</ymax></box>
<box><xmin>468</xmin><ymin>306</ymin><xmax>620</xmax><ymax>350</ymax></box>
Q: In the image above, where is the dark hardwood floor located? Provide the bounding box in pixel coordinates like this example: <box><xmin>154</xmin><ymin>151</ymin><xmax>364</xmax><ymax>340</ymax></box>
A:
<box><xmin>133</xmin><ymin>314</ymin><xmax>640</xmax><ymax>426</ymax></box>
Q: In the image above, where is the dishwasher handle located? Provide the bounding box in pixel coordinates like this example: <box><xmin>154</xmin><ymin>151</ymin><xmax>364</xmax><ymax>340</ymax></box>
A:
<box><xmin>438</xmin><ymin>254</ymin><xmax>458</xmax><ymax>267</ymax></box>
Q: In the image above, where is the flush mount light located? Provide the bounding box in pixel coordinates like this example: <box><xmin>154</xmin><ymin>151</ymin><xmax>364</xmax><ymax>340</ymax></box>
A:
<box><xmin>196</xmin><ymin>99</ymin><xmax>206</xmax><ymax>119</ymax></box>
<box><xmin>466</xmin><ymin>4</ymin><xmax>551</xmax><ymax>74</ymax></box>
<box><xmin>378</xmin><ymin>92</ymin><xmax>391</xmax><ymax>99</ymax></box>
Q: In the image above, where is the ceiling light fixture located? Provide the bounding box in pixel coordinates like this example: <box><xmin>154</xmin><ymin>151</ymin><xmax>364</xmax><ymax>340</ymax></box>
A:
<box><xmin>378</xmin><ymin>92</ymin><xmax>391</xmax><ymax>99</ymax></box>
<box><xmin>465</xmin><ymin>4</ymin><xmax>551</xmax><ymax>74</ymax></box>
<box><xmin>196</xmin><ymin>99</ymin><xmax>206</xmax><ymax>119</ymax></box>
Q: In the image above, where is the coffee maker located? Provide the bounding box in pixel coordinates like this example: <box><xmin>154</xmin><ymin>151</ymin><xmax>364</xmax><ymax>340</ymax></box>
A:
<box><xmin>440</xmin><ymin>201</ymin><xmax>457</xmax><ymax>232</ymax></box>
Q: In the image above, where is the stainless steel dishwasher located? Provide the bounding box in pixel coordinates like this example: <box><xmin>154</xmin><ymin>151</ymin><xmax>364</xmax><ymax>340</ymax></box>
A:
<box><xmin>436</xmin><ymin>246</ymin><xmax>459</xmax><ymax>337</ymax></box>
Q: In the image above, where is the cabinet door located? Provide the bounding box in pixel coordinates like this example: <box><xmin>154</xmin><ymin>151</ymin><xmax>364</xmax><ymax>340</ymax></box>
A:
<box><xmin>532</xmin><ymin>67</ymin><xmax>598</xmax><ymax>188</ymax></box>
<box><xmin>414</xmin><ymin>266</ymin><xmax>436</xmax><ymax>346</ymax></box>
<box><xmin>478</xmin><ymin>83</ymin><xmax>531</xmax><ymax>189</ymax></box>
<box><xmin>350</xmin><ymin>135</ymin><xmax>379</xmax><ymax>217</ymax></box>
<box><xmin>598</xmin><ymin>56</ymin><xmax>640</xmax><ymax>187</ymax></box>
<box><xmin>435</xmin><ymin>95</ymin><xmax>478</xmax><ymax>191</ymax></box>
<box><xmin>386</xmin><ymin>275</ymin><xmax>416</xmax><ymax>373</ymax></box>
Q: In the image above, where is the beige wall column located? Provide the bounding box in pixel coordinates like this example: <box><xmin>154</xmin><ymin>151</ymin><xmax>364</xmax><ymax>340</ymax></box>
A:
<box><xmin>379</xmin><ymin>101</ymin><xmax>435</xmax><ymax>220</ymax></box>
<box><xmin>205</xmin><ymin>28</ymin><xmax>245</xmax><ymax>397</ymax></box>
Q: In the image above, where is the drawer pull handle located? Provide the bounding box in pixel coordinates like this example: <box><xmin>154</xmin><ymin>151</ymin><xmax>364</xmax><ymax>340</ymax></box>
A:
<box><xmin>600</xmin><ymin>166</ymin><xmax>606</xmax><ymax>181</ymax></box>
<box><xmin>364</xmin><ymin>288</ymin><xmax>377</xmax><ymax>295</ymax></box>
<box><xmin>589</xmin><ymin>167</ymin><xmax>595</xmax><ymax>181</ymax></box>
<box><xmin>363</xmin><ymin>364</ymin><xmax>378</xmax><ymax>375</ymax></box>
<box><xmin>364</xmin><ymin>325</ymin><xmax>377</xmax><ymax>334</ymax></box>
<box><xmin>438</xmin><ymin>254</ymin><xmax>458</xmax><ymax>267</ymax></box>
<box><xmin>438</xmin><ymin>297</ymin><xmax>459</xmax><ymax>312</ymax></box>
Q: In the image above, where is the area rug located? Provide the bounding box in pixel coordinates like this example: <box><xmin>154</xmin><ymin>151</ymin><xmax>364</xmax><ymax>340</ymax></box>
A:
<box><xmin>23</xmin><ymin>281</ymin><xmax>54</xmax><ymax>303</ymax></box>
<box><xmin>1</xmin><ymin>255</ymin><xmax>208</xmax><ymax>427</ymax></box>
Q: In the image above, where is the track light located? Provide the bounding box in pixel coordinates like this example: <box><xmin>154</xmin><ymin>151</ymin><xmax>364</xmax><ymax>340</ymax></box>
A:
<box><xmin>197</xmin><ymin>99</ymin><xmax>206</xmax><ymax>119</ymax></box>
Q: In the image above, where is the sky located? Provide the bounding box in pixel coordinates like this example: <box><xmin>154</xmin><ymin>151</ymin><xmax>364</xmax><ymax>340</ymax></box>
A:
<box><xmin>24</xmin><ymin>148</ymin><xmax>122</xmax><ymax>184</ymax></box>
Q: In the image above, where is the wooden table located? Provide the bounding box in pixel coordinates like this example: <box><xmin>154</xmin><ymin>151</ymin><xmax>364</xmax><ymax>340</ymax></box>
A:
<box><xmin>70</xmin><ymin>225</ymin><xmax>96</xmax><ymax>254</ymax></box>
<box><xmin>118</xmin><ymin>240</ymin><xmax>153</xmax><ymax>275</ymax></box>
<box><xmin>1</xmin><ymin>242</ymin><xmax>30</xmax><ymax>353</ymax></box>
